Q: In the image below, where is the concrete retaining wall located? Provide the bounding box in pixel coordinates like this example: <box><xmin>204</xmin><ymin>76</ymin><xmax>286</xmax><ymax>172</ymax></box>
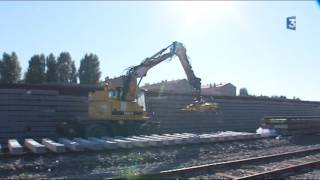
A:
<box><xmin>0</xmin><ymin>88</ymin><xmax>320</xmax><ymax>143</ymax></box>
<box><xmin>145</xmin><ymin>92</ymin><xmax>320</xmax><ymax>133</ymax></box>
<box><xmin>0</xmin><ymin>89</ymin><xmax>88</xmax><ymax>144</ymax></box>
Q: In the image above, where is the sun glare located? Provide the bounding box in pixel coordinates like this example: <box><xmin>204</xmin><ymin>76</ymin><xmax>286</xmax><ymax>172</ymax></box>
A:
<box><xmin>170</xmin><ymin>1</ymin><xmax>235</xmax><ymax>36</ymax></box>
<box><xmin>174</xmin><ymin>1</ymin><xmax>234</xmax><ymax>22</ymax></box>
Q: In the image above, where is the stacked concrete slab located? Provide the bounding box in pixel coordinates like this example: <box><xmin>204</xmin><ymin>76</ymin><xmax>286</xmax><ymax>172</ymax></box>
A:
<box><xmin>262</xmin><ymin>116</ymin><xmax>320</xmax><ymax>135</ymax></box>
<box><xmin>145</xmin><ymin>92</ymin><xmax>320</xmax><ymax>133</ymax></box>
<box><xmin>0</xmin><ymin>89</ymin><xmax>88</xmax><ymax>144</ymax></box>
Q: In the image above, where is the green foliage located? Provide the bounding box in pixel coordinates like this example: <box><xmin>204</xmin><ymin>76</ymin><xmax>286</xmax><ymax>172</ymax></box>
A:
<box><xmin>46</xmin><ymin>53</ymin><xmax>58</xmax><ymax>83</ymax></box>
<box><xmin>24</xmin><ymin>54</ymin><xmax>46</xmax><ymax>84</ymax></box>
<box><xmin>56</xmin><ymin>52</ymin><xmax>77</xmax><ymax>84</ymax></box>
<box><xmin>78</xmin><ymin>53</ymin><xmax>101</xmax><ymax>84</ymax></box>
<box><xmin>0</xmin><ymin>52</ymin><xmax>21</xmax><ymax>84</ymax></box>
<box><xmin>70</xmin><ymin>61</ymin><xmax>78</xmax><ymax>84</ymax></box>
<box><xmin>293</xmin><ymin>96</ymin><xmax>301</xmax><ymax>101</ymax></box>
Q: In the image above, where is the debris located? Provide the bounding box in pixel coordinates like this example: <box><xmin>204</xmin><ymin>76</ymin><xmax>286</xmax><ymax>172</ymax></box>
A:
<box><xmin>181</xmin><ymin>101</ymin><xmax>219</xmax><ymax>112</ymax></box>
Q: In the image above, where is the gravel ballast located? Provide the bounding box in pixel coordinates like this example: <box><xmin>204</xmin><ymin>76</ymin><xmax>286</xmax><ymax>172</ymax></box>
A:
<box><xmin>1</xmin><ymin>134</ymin><xmax>320</xmax><ymax>179</ymax></box>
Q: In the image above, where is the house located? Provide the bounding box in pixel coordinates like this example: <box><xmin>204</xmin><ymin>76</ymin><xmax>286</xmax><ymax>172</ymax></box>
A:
<box><xmin>105</xmin><ymin>76</ymin><xmax>125</xmax><ymax>87</ymax></box>
<box><xmin>201</xmin><ymin>83</ymin><xmax>236</xmax><ymax>96</ymax></box>
<box><xmin>142</xmin><ymin>79</ymin><xmax>237</xmax><ymax>96</ymax></box>
<box><xmin>142</xmin><ymin>79</ymin><xmax>193</xmax><ymax>94</ymax></box>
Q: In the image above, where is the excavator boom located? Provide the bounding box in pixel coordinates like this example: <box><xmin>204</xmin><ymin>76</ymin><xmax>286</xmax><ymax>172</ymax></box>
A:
<box><xmin>123</xmin><ymin>41</ymin><xmax>202</xmax><ymax>101</ymax></box>
<box><xmin>174</xmin><ymin>42</ymin><xmax>202</xmax><ymax>101</ymax></box>
<box><xmin>119</xmin><ymin>41</ymin><xmax>218</xmax><ymax>111</ymax></box>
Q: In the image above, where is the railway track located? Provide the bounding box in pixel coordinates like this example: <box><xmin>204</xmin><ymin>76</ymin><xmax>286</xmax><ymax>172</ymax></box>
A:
<box><xmin>113</xmin><ymin>146</ymin><xmax>320</xmax><ymax>179</ymax></box>
<box><xmin>0</xmin><ymin>131</ymin><xmax>272</xmax><ymax>158</ymax></box>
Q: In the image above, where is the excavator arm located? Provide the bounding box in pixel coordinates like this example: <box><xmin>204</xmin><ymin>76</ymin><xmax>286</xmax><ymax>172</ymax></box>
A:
<box><xmin>122</xmin><ymin>41</ymin><xmax>202</xmax><ymax>102</ymax></box>
<box><xmin>174</xmin><ymin>42</ymin><xmax>202</xmax><ymax>101</ymax></box>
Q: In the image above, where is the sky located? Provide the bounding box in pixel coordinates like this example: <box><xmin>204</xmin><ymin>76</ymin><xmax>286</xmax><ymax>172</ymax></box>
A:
<box><xmin>0</xmin><ymin>1</ymin><xmax>319</xmax><ymax>101</ymax></box>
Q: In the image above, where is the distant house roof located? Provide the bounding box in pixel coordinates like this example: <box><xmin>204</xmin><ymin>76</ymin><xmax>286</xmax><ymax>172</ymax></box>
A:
<box><xmin>202</xmin><ymin>83</ymin><xmax>236</xmax><ymax>89</ymax></box>
<box><xmin>215</xmin><ymin>83</ymin><xmax>236</xmax><ymax>88</ymax></box>
<box><xmin>106</xmin><ymin>76</ymin><xmax>125</xmax><ymax>87</ymax></box>
<box><xmin>142</xmin><ymin>79</ymin><xmax>237</xmax><ymax>96</ymax></box>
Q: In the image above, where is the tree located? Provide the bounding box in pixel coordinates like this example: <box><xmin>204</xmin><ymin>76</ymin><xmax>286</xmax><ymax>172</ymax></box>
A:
<box><xmin>293</xmin><ymin>96</ymin><xmax>301</xmax><ymax>101</ymax></box>
<box><xmin>78</xmin><ymin>53</ymin><xmax>101</xmax><ymax>84</ymax></box>
<box><xmin>279</xmin><ymin>95</ymin><xmax>287</xmax><ymax>99</ymax></box>
<box><xmin>70</xmin><ymin>61</ymin><xmax>78</xmax><ymax>84</ymax></box>
<box><xmin>271</xmin><ymin>95</ymin><xmax>287</xmax><ymax>99</ymax></box>
<box><xmin>46</xmin><ymin>53</ymin><xmax>58</xmax><ymax>83</ymax></box>
<box><xmin>24</xmin><ymin>54</ymin><xmax>46</xmax><ymax>84</ymax></box>
<box><xmin>56</xmin><ymin>52</ymin><xmax>75</xmax><ymax>83</ymax></box>
<box><xmin>0</xmin><ymin>52</ymin><xmax>21</xmax><ymax>84</ymax></box>
<box><xmin>239</xmin><ymin>88</ymin><xmax>249</xmax><ymax>96</ymax></box>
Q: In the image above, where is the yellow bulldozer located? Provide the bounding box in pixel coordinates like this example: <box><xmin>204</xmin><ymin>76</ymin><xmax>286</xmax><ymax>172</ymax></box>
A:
<box><xmin>59</xmin><ymin>41</ymin><xmax>218</xmax><ymax>138</ymax></box>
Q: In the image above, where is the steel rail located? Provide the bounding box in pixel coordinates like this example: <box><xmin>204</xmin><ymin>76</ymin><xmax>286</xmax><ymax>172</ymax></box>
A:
<box><xmin>235</xmin><ymin>159</ymin><xmax>320</xmax><ymax>180</ymax></box>
<box><xmin>111</xmin><ymin>146</ymin><xmax>320</xmax><ymax>179</ymax></box>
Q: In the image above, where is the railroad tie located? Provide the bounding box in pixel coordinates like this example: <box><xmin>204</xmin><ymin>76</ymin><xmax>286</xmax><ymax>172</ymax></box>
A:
<box><xmin>42</xmin><ymin>139</ymin><xmax>66</xmax><ymax>153</ymax></box>
<box><xmin>199</xmin><ymin>135</ymin><xmax>214</xmax><ymax>143</ymax></box>
<box><xmin>73</xmin><ymin>138</ymin><xmax>103</xmax><ymax>151</ymax></box>
<box><xmin>163</xmin><ymin>134</ymin><xmax>186</xmax><ymax>144</ymax></box>
<box><xmin>158</xmin><ymin>134</ymin><xmax>181</xmax><ymax>145</ymax></box>
<box><xmin>140</xmin><ymin>136</ymin><xmax>166</xmax><ymax>146</ymax></box>
<box><xmin>131</xmin><ymin>136</ymin><xmax>160</xmax><ymax>147</ymax></box>
<box><xmin>87</xmin><ymin>137</ymin><xmax>118</xmax><ymax>150</ymax></box>
<box><xmin>8</xmin><ymin>139</ymin><xmax>23</xmax><ymax>155</ymax></box>
<box><xmin>24</xmin><ymin>139</ymin><xmax>47</xmax><ymax>154</ymax></box>
<box><xmin>102</xmin><ymin>137</ymin><xmax>133</xmax><ymax>149</ymax></box>
<box><xmin>140</xmin><ymin>135</ymin><xmax>167</xmax><ymax>146</ymax></box>
<box><xmin>99</xmin><ymin>137</ymin><xmax>124</xmax><ymax>149</ymax></box>
<box><xmin>171</xmin><ymin>133</ymin><xmax>196</xmax><ymax>144</ymax></box>
<box><xmin>121</xmin><ymin>137</ymin><xmax>149</xmax><ymax>148</ymax></box>
<box><xmin>236</xmin><ymin>134</ymin><xmax>252</xmax><ymax>140</ymax></box>
<box><xmin>145</xmin><ymin>135</ymin><xmax>174</xmax><ymax>145</ymax></box>
<box><xmin>178</xmin><ymin>134</ymin><xmax>199</xmax><ymax>144</ymax></box>
<box><xmin>58</xmin><ymin>138</ymin><xmax>84</xmax><ymax>152</ymax></box>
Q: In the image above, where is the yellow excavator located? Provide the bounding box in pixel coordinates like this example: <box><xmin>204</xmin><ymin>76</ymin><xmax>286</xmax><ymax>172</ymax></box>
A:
<box><xmin>59</xmin><ymin>41</ymin><xmax>217</xmax><ymax>137</ymax></box>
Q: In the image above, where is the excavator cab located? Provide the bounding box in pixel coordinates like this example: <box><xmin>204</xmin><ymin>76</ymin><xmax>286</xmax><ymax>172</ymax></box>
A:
<box><xmin>88</xmin><ymin>82</ymin><xmax>147</xmax><ymax>121</ymax></box>
<box><xmin>136</xmin><ymin>89</ymin><xmax>146</xmax><ymax>111</ymax></box>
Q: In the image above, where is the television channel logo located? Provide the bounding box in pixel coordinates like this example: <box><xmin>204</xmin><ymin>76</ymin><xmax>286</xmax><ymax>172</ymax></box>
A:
<box><xmin>287</xmin><ymin>16</ymin><xmax>296</xmax><ymax>30</ymax></box>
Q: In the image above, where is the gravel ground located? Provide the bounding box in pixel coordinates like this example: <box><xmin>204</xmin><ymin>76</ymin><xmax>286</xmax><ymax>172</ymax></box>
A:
<box><xmin>1</xmin><ymin>134</ymin><xmax>320</xmax><ymax>179</ymax></box>
<box><xmin>289</xmin><ymin>169</ymin><xmax>320</xmax><ymax>179</ymax></box>
<box><xmin>287</xmin><ymin>153</ymin><xmax>320</xmax><ymax>179</ymax></box>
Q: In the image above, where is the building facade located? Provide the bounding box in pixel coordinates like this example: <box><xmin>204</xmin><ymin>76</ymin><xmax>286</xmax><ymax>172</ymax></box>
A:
<box><xmin>142</xmin><ymin>79</ymin><xmax>237</xmax><ymax>96</ymax></box>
